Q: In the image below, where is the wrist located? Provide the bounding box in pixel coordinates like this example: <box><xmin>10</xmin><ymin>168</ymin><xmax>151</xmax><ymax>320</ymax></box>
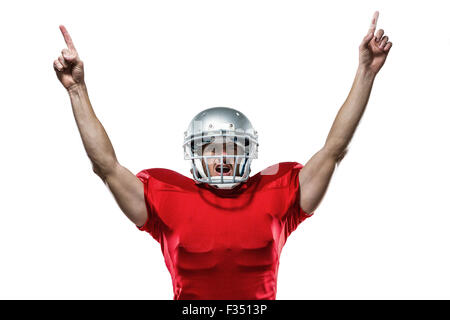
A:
<box><xmin>356</xmin><ymin>65</ymin><xmax>376</xmax><ymax>82</ymax></box>
<box><xmin>67</xmin><ymin>82</ymin><xmax>87</xmax><ymax>95</ymax></box>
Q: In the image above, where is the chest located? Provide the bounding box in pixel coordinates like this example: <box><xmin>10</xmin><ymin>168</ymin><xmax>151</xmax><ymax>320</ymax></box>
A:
<box><xmin>160</xmin><ymin>193</ymin><xmax>289</xmax><ymax>274</ymax></box>
<box><xmin>160</xmin><ymin>190</ymin><xmax>288</xmax><ymax>245</ymax></box>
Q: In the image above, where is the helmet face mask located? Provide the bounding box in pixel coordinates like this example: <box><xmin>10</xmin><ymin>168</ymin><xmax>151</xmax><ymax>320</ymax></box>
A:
<box><xmin>200</xmin><ymin>138</ymin><xmax>245</xmax><ymax>178</ymax></box>
<box><xmin>183</xmin><ymin>107</ymin><xmax>258</xmax><ymax>189</ymax></box>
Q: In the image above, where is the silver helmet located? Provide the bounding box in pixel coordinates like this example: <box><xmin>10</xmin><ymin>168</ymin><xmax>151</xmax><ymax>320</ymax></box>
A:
<box><xmin>183</xmin><ymin>106</ymin><xmax>258</xmax><ymax>189</ymax></box>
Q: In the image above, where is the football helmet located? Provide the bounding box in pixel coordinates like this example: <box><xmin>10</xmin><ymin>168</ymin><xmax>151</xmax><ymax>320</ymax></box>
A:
<box><xmin>183</xmin><ymin>106</ymin><xmax>258</xmax><ymax>189</ymax></box>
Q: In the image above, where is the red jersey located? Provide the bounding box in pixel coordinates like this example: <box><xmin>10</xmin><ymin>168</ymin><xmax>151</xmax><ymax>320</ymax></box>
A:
<box><xmin>136</xmin><ymin>162</ymin><xmax>313</xmax><ymax>300</ymax></box>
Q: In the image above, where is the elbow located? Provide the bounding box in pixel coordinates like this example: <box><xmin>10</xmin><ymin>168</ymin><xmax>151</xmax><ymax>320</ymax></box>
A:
<box><xmin>335</xmin><ymin>148</ymin><xmax>348</xmax><ymax>164</ymax></box>
<box><xmin>92</xmin><ymin>162</ymin><xmax>113</xmax><ymax>182</ymax></box>
<box><xmin>91</xmin><ymin>159</ymin><xmax>119</xmax><ymax>180</ymax></box>
<box><xmin>92</xmin><ymin>165</ymin><xmax>107</xmax><ymax>182</ymax></box>
<box><xmin>324</xmin><ymin>144</ymin><xmax>348</xmax><ymax>164</ymax></box>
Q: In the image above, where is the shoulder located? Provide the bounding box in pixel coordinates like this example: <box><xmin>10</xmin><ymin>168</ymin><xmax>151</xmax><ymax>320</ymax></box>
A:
<box><xmin>136</xmin><ymin>168</ymin><xmax>196</xmax><ymax>191</ymax></box>
<box><xmin>255</xmin><ymin>162</ymin><xmax>303</xmax><ymax>179</ymax></box>
<box><xmin>259</xmin><ymin>162</ymin><xmax>303</xmax><ymax>175</ymax></box>
<box><xmin>247</xmin><ymin>162</ymin><xmax>304</xmax><ymax>189</ymax></box>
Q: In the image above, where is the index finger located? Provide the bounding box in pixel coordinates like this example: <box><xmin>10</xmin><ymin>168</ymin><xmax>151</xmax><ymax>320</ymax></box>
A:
<box><xmin>368</xmin><ymin>11</ymin><xmax>379</xmax><ymax>34</ymax></box>
<box><xmin>59</xmin><ymin>25</ymin><xmax>77</xmax><ymax>51</ymax></box>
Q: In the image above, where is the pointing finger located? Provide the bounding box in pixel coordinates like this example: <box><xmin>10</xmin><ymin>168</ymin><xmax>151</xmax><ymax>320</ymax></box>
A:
<box><xmin>59</xmin><ymin>25</ymin><xmax>77</xmax><ymax>52</ymax></box>
<box><xmin>368</xmin><ymin>11</ymin><xmax>379</xmax><ymax>34</ymax></box>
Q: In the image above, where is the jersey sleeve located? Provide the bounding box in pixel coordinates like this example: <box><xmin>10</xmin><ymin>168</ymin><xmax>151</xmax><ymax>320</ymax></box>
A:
<box><xmin>283</xmin><ymin>162</ymin><xmax>314</xmax><ymax>239</ymax></box>
<box><xmin>135</xmin><ymin>169</ymin><xmax>163</xmax><ymax>243</ymax></box>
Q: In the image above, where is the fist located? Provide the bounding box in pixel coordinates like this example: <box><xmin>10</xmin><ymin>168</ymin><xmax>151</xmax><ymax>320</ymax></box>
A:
<box><xmin>53</xmin><ymin>25</ymin><xmax>85</xmax><ymax>91</ymax></box>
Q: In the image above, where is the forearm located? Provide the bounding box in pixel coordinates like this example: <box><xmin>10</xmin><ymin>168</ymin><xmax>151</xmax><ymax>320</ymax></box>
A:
<box><xmin>67</xmin><ymin>83</ymin><xmax>118</xmax><ymax>175</ymax></box>
<box><xmin>324</xmin><ymin>66</ymin><xmax>376</xmax><ymax>158</ymax></box>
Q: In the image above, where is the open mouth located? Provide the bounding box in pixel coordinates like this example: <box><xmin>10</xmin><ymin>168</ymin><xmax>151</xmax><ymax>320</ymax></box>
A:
<box><xmin>214</xmin><ymin>164</ymin><xmax>232</xmax><ymax>176</ymax></box>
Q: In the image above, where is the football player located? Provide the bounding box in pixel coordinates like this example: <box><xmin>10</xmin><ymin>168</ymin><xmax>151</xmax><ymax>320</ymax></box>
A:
<box><xmin>53</xmin><ymin>11</ymin><xmax>392</xmax><ymax>299</ymax></box>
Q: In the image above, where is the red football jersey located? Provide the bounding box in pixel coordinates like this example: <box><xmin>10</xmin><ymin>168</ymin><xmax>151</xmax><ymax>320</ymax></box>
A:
<box><xmin>136</xmin><ymin>161</ymin><xmax>313</xmax><ymax>300</ymax></box>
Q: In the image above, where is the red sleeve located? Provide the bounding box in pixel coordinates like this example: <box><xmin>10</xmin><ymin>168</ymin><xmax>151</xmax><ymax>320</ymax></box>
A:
<box><xmin>283</xmin><ymin>162</ymin><xmax>314</xmax><ymax>238</ymax></box>
<box><xmin>135</xmin><ymin>169</ymin><xmax>163</xmax><ymax>243</ymax></box>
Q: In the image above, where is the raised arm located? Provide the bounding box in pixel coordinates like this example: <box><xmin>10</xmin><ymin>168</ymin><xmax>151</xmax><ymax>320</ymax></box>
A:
<box><xmin>53</xmin><ymin>26</ymin><xmax>148</xmax><ymax>227</ymax></box>
<box><xmin>298</xmin><ymin>11</ymin><xmax>392</xmax><ymax>214</ymax></box>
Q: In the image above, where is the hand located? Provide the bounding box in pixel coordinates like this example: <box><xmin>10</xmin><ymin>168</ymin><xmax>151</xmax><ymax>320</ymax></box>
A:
<box><xmin>53</xmin><ymin>25</ymin><xmax>85</xmax><ymax>91</ymax></box>
<box><xmin>359</xmin><ymin>11</ymin><xmax>393</xmax><ymax>76</ymax></box>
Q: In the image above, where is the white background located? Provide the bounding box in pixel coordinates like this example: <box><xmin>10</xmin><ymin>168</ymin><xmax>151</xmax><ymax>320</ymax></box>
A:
<box><xmin>1</xmin><ymin>0</ymin><xmax>449</xmax><ymax>299</ymax></box>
